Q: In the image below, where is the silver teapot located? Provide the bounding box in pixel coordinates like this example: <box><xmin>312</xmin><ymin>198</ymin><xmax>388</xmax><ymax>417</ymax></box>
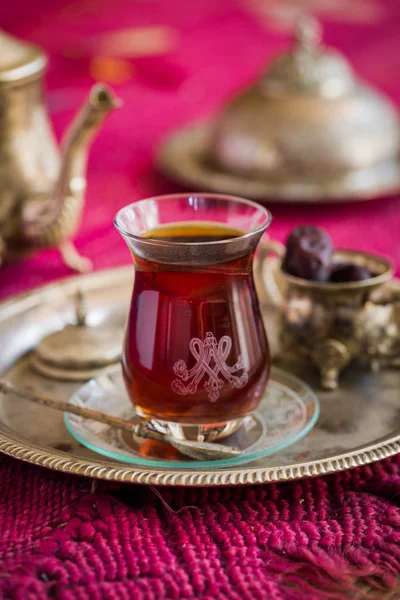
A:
<box><xmin>0</xmin><ymin>30</ymin><xmax>120</xmax><ymax>271</ymax></box>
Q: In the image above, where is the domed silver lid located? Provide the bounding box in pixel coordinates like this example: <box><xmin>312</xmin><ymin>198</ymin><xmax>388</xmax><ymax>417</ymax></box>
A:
<box><xmin>211</xmin><ymin>16</ymin><xmax>400</xmax><ymax>180</ymax></box>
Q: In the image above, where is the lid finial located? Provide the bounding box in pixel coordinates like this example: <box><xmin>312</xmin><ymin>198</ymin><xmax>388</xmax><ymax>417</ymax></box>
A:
<box><xmin>294</xmin><ymin>15</ymin><xmax>322</xmax><ymax>50</ymax></box>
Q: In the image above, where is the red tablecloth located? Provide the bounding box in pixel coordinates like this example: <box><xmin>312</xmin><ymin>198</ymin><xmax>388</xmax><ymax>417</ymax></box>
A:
<box><xmin>0</xmin><ymin>2</ymin><xmax>399</xmax><ymax>599</ymax></box>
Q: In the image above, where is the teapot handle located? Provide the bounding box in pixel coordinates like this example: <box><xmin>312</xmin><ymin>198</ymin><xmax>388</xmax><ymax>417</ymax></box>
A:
<box><xmin>255</xmin><ymin>238</ymin><xmax>286</xmax><ymax>308</ymax></box>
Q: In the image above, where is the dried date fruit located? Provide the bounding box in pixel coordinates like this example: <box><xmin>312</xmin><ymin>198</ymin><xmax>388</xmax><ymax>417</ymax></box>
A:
<box><xmin>282</xmin><ymin>225</ymin><xmax>333</xmax><ymax>282</ymax></box>
<box><xmin>329</xmin><ymin>263</ymin><xmax>372</xmax><ymax>283</ymax></box>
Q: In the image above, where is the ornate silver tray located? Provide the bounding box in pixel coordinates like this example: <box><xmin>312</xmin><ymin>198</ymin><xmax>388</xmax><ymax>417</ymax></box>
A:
<box><xmin>0</xmin><ymin>266</ymin><xmax>399</xmax><ymax>486</ymax></box>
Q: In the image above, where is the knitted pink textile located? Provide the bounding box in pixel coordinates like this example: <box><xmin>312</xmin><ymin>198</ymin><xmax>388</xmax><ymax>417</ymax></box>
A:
<box><xmin>0</xmin><ymin>2</ymin><xmax>400</xmax><ymax>598</ymax></box>
<box><xmin>0</xmin><ymin>456</ymin><xmax>399</xmax><ymax>600</ymax></box>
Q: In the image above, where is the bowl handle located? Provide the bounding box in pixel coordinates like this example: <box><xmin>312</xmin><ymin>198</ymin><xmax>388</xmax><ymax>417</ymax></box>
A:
<box><xmin>255</xmin><ymin>238</ymin><xmax>286</xmax><ymax>308</ymax></box>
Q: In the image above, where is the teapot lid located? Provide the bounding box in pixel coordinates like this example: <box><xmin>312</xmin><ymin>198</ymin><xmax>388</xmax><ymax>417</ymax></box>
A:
<box><xmin>0</xmin><ymin>29</ymin><xmax>47</xmax><ymax>84</ymax></box>
<box><xmin>259</xmin><ymin>16</ymin><xmax>354</xmax><ymax>97</ymax></box>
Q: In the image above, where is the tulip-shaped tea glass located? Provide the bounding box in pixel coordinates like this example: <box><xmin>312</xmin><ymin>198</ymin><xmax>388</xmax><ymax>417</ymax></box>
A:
<box><xmin>115</xmin><ymin>194</ymin><xmax>271</xmax><ymax>441</ymax></box>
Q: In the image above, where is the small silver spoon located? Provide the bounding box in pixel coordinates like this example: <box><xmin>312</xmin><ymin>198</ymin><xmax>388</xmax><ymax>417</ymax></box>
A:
<box><xmin>0</xmin><ymin>380</ymin><xmax>242</xmax><ymax>461</ymax></box>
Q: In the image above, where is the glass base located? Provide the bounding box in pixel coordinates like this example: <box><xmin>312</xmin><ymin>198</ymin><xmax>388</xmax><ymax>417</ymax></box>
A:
<box><xmin>141</xmin><ymin>415</ymin><xmax>245</xmax><ymax>442</ymax></box>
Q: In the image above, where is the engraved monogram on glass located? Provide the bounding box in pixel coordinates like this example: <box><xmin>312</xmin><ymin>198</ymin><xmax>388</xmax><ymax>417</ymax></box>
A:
<box><xmin>171</xmin><ymin>332</ymin><xmax>248</xmax><ymax>401</ymax></box>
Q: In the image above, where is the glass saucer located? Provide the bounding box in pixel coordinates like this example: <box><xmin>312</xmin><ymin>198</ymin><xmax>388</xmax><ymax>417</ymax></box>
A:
<box><xmin>65</xmin><ymin>366</ymin><xmax>319</xmax><ymax>469</ymax></box>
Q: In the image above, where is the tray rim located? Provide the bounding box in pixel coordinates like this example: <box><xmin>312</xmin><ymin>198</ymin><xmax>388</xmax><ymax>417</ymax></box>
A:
<box><xmin>0</xmin><ymin>265</ymin><xmax>399</xmax><ymax>487</ymax></box>
<box><xmin>156</xmin><ymin>122</ymin><xmax>400</xmax><ymax>203</ymax></box>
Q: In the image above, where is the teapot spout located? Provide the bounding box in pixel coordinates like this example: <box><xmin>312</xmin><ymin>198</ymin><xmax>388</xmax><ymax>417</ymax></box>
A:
<box><xmin>55</xmin><ymin>83</ymin><xmax>120</xmax><ymax>222</ymax></box>
<box><xmin>23</xmin><ymin>83</ymin><xmax>120</xmax><ymax>272</ymax></box>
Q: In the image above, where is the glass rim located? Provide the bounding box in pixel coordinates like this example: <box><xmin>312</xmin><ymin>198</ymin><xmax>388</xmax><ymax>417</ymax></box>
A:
<box><xmin>114</xmin><ymin>193</ymin><xmax>272</xmax><ymax>247</ymax></box>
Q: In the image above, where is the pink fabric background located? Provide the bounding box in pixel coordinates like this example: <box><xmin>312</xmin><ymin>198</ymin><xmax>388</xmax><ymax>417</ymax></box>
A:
<box><xmin>0</xmin><ymin>0</ymin><xmax>399</xmax><ymax>297</ymax></box>
<box><xmin>0</xmin><ymin>2</ymin><xmax>400</xmax><ymax>599</ymax></box>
